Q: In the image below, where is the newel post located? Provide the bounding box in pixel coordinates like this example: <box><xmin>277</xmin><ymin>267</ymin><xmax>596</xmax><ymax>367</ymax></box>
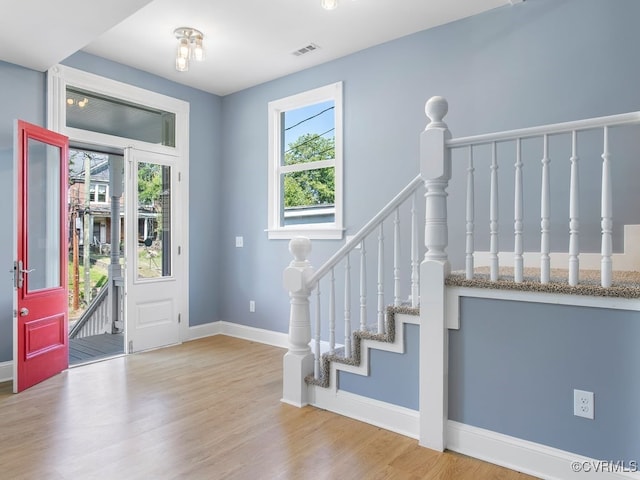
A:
<box><xmin>419</xmin><ymin>96</ymin><xmax>451</xmax><ymax>452</ymax></box>
<box><xmin>281</xmin><ymin>237</ymin><xmax>315</xmax><ymax>407</ymax></box>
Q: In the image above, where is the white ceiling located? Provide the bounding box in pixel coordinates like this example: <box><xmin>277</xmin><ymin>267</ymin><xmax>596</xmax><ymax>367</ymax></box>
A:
<box><xmin>0</xmin><ymin>0</ymin><xmax>516</xmax><ymax>96</ymax></box>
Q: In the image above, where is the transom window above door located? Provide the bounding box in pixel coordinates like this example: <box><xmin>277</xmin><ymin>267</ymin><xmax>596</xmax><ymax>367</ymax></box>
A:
<box><xmin>65</xmin><ymin>87</ymin><xmax>176</xmax><ymax>147</ymax></box>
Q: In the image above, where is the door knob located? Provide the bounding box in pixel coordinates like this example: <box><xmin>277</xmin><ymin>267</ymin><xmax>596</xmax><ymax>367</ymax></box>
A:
<box><xmin>20</xmin><ymin>307</ymin><xmax>29</xmax><ymax>316</ymax></box>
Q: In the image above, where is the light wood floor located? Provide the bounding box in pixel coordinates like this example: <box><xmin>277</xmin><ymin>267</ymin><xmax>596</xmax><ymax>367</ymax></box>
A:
<box><xmin>0</xmin><ymin>336</ymin><xmax>538</xmax><ymax>479</ymax></box>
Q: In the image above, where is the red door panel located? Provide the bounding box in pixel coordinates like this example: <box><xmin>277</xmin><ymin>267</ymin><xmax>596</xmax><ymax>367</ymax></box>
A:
<box><xmin>14</xmin><ymin>120</ymin><xmax>69</xmax><ymax>393</ymax></box>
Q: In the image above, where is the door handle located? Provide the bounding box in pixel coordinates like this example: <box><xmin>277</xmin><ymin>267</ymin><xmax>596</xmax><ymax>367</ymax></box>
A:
<box><xmin>20</xmin><ymin>307</ymin><xmax>29</xmax><ymax>317</ymax></box>
<box><xmin>14</xmin><ymin>261</ymin><xmax>35</xmax><ymax>289</ymax></box>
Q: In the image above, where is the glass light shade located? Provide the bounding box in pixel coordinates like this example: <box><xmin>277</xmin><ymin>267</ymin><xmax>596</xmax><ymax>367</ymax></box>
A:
<box><xmin>175</xmin><ymin>55</ymin><xmax>189</xmax><ymax>72</ymax></box>
<box><xmin>193</xmin><ymin>37</ymin><xmax>204</xmax><ymax>62</ymax></box>
<box><xmin>177</xmin><ymin>37</ymin><xmax>190</xmax><ymax>59</ymax></box>
<box><xmin>321</xmin><ymin>0</ymin><xmax>338</xmax><ymax>10</ymax></box>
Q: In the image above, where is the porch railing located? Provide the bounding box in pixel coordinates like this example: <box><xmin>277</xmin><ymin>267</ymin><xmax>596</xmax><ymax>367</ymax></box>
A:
<box><xmin>69</xmin><ymin>284</ymin><xmax>110</xmax><ymax>339</ymax></box>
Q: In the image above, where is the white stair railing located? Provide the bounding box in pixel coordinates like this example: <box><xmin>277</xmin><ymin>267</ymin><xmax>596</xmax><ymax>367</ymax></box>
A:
<box><xmin>282</xmin><ymin>174</ymin><xmax>424</xmax><ymax>406</ymax></box>
<box><xmin>447</xmin><ymin>108</ymin><xmax>640</xmax><ymax>285</ymax></box>
<box><xmin>283</xmin><ymin>94</ymin><xmax>640</xmax><ymax>448</ymax></box>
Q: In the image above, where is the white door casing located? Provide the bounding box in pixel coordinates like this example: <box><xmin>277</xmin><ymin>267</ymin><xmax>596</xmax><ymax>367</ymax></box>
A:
<box><xmin>47</xmin><ymin>65</ymin><xmax>190</xmax><ymax>347</ymax></box>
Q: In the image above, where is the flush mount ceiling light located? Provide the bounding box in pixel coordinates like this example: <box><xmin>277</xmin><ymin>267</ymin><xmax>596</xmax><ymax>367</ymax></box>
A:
<box><xmin>321</xmin><ymin>0</ymin><xmax>338</xmax><ymax>10</ymax></box>
<box><xmin>174</xmin><ymin>27</ymin><xmax>205</xmax><ymax>72</ymax></box>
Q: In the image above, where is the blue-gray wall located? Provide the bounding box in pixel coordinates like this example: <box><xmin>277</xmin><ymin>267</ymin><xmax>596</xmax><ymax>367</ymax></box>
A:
<box><xmin>0</xmin><ymin>62</ymin><xmax>46</xmax><ymax>362</ymax></box>
<box><xmin>450</xmin><ymin>298</ymin><xmax>640</xmax><ymax>462</ymax></box>
<box><xmin>220</xmin><ymin>0</ymin><xmax>640</xmax><ymax>332</ymax></box>
<box><xmin>339</xmin><ymin>323</ymin><xmax>419</xmax><ymax>410</ymax></box>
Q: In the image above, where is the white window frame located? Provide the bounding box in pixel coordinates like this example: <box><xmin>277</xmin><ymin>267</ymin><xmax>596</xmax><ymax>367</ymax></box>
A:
<box><xmin>267</xmin><ymin>82</ymin><xmax>343</xmax><ymax>240</ymax></box>
<box><xmin>90</xmin><ymin>183</ymin><xmax>108</xmax><ymax>203</ymax></box>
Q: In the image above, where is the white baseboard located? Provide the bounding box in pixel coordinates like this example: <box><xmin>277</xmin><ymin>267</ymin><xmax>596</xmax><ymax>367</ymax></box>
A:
<box><xmin>309</xmin><ymin>386</ymin><xmax>419</xmax><ymax>440</ymax></box>
<box><xmin>0</xmin><ymin>361</ymin><xmax>12</xmax><ymax>383</ymax></box>
<box><xmin>186</xmin><ymin>321</ymin><xmax>222</xmax><ymax>341</ymax></box>
<box><xmin>189</xmin><ymin>320</ymin><xmax>289</xmax><ymax>349</ymax></box>
<box><xmin>447</xmin><ymin>420</ymin><xmax>640</xmax><ymax>480</ymax></box>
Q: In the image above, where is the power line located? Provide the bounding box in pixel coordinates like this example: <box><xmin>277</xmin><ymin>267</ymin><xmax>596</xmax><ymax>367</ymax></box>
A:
<box><xmin>284</xmin><ymin>106</ymin><xmax>334</xmax><ymax>132</ymax></box>
<box><xmin>284</xmin><ymin>128</ymin><xmax>335</xmax><ymax>154</ymax></box>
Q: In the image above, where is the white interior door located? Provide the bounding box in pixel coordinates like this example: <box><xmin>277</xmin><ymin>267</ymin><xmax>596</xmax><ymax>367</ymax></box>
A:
<box><xmin>125</xmin><ymin>148</ymin><xmax>182</xmax><ymax>353</ymax></box>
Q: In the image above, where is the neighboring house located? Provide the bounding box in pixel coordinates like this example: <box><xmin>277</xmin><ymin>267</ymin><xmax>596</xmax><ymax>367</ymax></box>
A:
<box><xmin>0</xmin><ymin>1</ymin><xmax>638</xmax><ymax>478</ymax></box>
<box><xmin>68</xmin><ymin>157</ymin><xmax>122</xmax><ymax>250</ymax></box>
<box><xmin>68</xmin><ymin>156</ymin><xmax>158</xmax><ymax>250</ymax></box>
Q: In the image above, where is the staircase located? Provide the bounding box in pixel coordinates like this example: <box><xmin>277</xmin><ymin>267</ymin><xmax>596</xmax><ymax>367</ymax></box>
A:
<box><xmin>282</xmin><ymin>95</ymin><xmax>640</xmax><ymax>454</ymax></box>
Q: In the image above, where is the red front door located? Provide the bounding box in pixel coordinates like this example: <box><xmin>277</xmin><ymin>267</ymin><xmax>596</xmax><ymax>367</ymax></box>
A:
<box><xmin>13</xmin><ymin>120</ymin><xmax>69</xmax><ymax>393</ymax></box>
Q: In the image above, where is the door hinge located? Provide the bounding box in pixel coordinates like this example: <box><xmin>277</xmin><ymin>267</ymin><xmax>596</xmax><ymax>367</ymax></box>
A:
<box><xmin>178</xmin><ymin>313</ymin><xmax>182</xmax><ymax>324</ymax></box>
<box><xmin>178</xmin><ymin>171</ymin><xmax>182</xmax><ymax>182</ymax></box>
<box><xmin>178</xmin><ymin>245</ymin><xmax>181</xmax><ymax>255</ymax></box>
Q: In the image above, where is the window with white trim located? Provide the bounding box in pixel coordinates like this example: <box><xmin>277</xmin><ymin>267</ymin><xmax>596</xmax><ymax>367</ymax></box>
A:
<box><xmin>90</xmin><ymin>184</ymin><xmax>108</xmax><ymax>203</ymax></box>
<box><xmin>267</xmin><ymin>82</ymin><xmax>343</xmax><ymax>240</ymax></box>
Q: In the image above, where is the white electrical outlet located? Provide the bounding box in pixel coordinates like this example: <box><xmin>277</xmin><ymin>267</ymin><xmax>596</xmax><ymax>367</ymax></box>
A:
<box><xmin>574</xmin><ymin>389</ymin><xmax>594</xmax><ymax>419</ymax></box>
<box><xmin>249</xmin><ymin>300</ymin><xmax>255</xmax><ymax>312</ymax></box>
<box><xmin>235</xmin><ymin>236</ymin><xmax>243</xmax><ymax>248</ymax></box>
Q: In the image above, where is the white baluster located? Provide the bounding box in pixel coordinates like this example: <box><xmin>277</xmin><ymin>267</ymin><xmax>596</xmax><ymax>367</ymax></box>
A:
<box><xmin>465</xmin><ymin>146</ymin><xmax>475</xmax><ymax>280</ymax></box>
<box><xmin>344</xmin><ymin>254</ymin><xmax>352</xmax><ymax>358</ymax></box>
<box><xmin>377</xmin><ymin>224</ymin><xmax>385</xmax><ymax>333</ymax></box>
<box><xmin>601</xmin><ymin>126</ymin><xmax>612</xmax><ymax>287</ymax></box>
<box><xmin>490</xmin><ymin>142</ymin><xmax>499</xmax><ymax>282</ymax></box>
<box><xmin>540</xmin><ymin>134</ymin><xmax>551</xmax><ymax>284</ymax></box>
<box><xmin>359</xmin><ymin>239</ymin><xmax>367</xmax><ymax>331</ymax></box>
<box><xmin>411</xmin><ymin>193</ymin><xmax>419</xmax><ymax>308</ymax></box>
<box><xmin>514</xmin><ymin>138</ymin><xmax>524</xmax><ymax>283</ymax></box>
<box><xmin>569</xmin><ymin>131</ymin><xmax>580</xmax><ymax>286</ymax></box>
<box><xmin>394</xmin><ymin>208</ymin><xmax>401</xmax><ymax>306</ymax></box>
<box><xmin>314</xmin><ymin>285</ymin><xmax>321</xmax><ymax>379</ymax></box>
<box><xmin>329</xmin><ymin>268</ymin><xmax>336</xmax><ymax>353</ymax></box>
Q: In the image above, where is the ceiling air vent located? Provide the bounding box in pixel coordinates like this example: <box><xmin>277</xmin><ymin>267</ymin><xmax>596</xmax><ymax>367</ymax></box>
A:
<box><xmin>292</xmin><ymin>43</ymin><xmax>320</xmax><ymax>57</ymax></box>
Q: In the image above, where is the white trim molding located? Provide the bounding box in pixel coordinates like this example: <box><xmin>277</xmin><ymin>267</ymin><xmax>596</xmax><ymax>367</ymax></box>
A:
<box><xmin>446</xmin><ymin>286</ymin><xmax>640</xmax><ymax>330</ymax></box>
<box><xmin>448</xmin><ymin>421</ymin><xmax>640</xmax><ymax>480</ymax></box>
<box><xmin>188</xmin><ymin>321</ymin><xmax>289</xmax><ymax>349</ymax></box>
<box><xmin>310</xmin><ymin>387</ymin><xmax>419</xmax><ymax>440</ymax></box>
<box><xmin>0</xmin><ymin>361</ymin><xmax>12</xmax><ymax>383</ymax></box>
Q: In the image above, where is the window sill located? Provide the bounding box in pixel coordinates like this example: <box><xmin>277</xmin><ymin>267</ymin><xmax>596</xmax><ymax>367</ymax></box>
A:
<box><xmin>267</xmin><ymin>226</ymin><xmax>344</xmax><ymax>240</ymax></box>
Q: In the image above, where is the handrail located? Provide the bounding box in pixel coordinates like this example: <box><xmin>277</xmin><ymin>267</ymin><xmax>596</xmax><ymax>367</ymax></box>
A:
<box><xmin>69</xmin><ymin>284</ymin><xmax>109</xmax><ymax>339</ymax></box>
<box><xmin>447</xmin><ymin>111</ymin><xmax>640</xmax><ymax>148</ymax></box>
<box><xmin>309</xmin><ymin>174</ymin><xmax>423</xmax><ymax>284</ymax></box>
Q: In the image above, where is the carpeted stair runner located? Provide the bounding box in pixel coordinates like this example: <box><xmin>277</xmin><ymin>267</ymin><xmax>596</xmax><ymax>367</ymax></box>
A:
<box><xmin>446</xmin><ymin>267</ymin><xmax>640</xmax><ymax>298</ymax></box>
<box><xmin>306</xmin><ymin>305</ymin><xmax>419</xmax><ymax>388</ymax></box>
